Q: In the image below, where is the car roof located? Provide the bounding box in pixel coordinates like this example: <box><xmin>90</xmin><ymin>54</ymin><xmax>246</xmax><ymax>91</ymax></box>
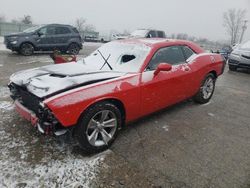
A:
<box><xmin>116</xmin><ymin>38</ymin><xmax>204</xmax><ymax>53</ymax></box>
<box><xmin>44</xmin><ymin>24</ymin><xmax>73</xmax><ymax>27</ymax></box>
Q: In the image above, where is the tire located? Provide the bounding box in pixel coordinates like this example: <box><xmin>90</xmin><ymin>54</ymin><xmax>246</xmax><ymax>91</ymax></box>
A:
<box><xmin>67</xmin><ymin>43</ymin><xmax>80</xmax><ymax>55</ymax></box>
<box><xmin>19</xmin><ymin>43</ymin><xmax>34</xmax><ymax>56</ymax></box>
<box><xmin>75</xmin><ymin>102</ymin><xmax>122</xmax><ymax>153</ymax></box>
<box><xmin>193</xmin><ymin>73</ymin><xmax>216</xmax><ymax>104</ymax></box>
<box><xmin>229</xmin><ymin>65</ymin><xmax>237</xmax><ymax>71</ymax></box>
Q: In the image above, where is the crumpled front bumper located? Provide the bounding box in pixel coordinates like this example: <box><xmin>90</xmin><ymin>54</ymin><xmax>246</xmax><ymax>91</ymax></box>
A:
<box><xmin>14</xmin><ymin>100</ymin><xmax>38</xmax><ymax>126</ymax></box>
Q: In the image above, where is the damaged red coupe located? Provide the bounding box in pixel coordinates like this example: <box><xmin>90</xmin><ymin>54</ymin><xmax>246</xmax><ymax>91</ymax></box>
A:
<box><xmin>9</xmin><ymin>38</ymin><xmax>225</xmax><ymax>153</ymax></box>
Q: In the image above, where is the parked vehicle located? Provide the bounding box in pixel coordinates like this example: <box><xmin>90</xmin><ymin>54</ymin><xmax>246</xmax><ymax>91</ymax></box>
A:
<box><xmin>130</xmin><ymin>29</ymin><xmax>166</xmax><ymax>38</ymax></box>
<box><xmin>216</xmin><ymin>46</ymin><xmax>232</xmax><ymax>60</ymax></box>
<box><xmin>8</xmin><ymin>39</ymin><xmax>225</xmax><ymax>153</ymax></box>
<box><xmin>228</xmin><ymin>40</ymin><xmax>250</xmax><ymax>71</ymax></box>
<box><xmin>4</xmin><ymin>24</ymin><xmax>82</xmax><ymax>55</ymax></box>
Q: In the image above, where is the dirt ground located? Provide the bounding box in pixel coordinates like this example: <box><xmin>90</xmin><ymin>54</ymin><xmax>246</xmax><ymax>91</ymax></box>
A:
<box><xmin>0</xmin><ymin>45</ymin><xmax>250</xmax><ymax>188</ymax></box>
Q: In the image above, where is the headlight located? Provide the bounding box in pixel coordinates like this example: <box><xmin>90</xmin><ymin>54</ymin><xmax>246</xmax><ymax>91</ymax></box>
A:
<box><xmin>10</xmin><ymin>41</ymin><xmax>17</xmax><ymax>44</ymax></box>
<box><xmin>9</xmin><ymin>36</ymin><xmax>18</xmax><ymax>42</ymax></box>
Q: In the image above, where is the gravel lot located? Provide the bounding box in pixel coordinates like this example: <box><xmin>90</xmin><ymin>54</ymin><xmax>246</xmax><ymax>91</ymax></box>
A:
<box><xmin>0</xmin><ymin>43</ymin><xmax>250</xmax><ymax>188</ymax></box>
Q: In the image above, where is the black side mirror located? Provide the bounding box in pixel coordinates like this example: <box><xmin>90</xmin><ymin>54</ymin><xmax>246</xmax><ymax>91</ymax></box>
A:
<box><xmin>37</xmin><ymin>31</ymin><xmax>43</xmax><ymax>37</ymax></box>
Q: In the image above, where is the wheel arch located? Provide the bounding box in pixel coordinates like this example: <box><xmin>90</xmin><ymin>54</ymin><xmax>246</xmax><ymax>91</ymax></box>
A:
<box><xmin>19</xmin><ymin>41</ymin><xmax>35</xmax><ymax>49</ymax></box>
<box><xmin>78</xmin><ymin>98</ymin><xmax>126</xmax><ymax>127</ymax></box>
<box><xmin>208</xmin><ymin>70</ymin><xmax>217</xmax><ymax>79</ymax></box>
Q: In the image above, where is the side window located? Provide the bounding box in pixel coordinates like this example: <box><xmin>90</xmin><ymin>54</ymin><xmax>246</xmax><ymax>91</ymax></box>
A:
<box><xmin>182</xmin><ymin>46</ymin><xmax>195</xmax><ymax>59</ymax></box>
<box><xmin>45</xmin><ymin>26</ymin><xmax>56</xmax><ymax>35</ymax></box>
<box><xmin>147</xmin><ymin>31</ymin><xmax>156</xmax><ymax>38</ymax></box>
<box><xmin>147</xmin><ymin>46</ymin><xmax>186</xmax><ymax>70</ymax></box>
<box><xmin>55</xmin><ymin>27</ymin><xmax>71</xmax><ymax>35</ymax></box>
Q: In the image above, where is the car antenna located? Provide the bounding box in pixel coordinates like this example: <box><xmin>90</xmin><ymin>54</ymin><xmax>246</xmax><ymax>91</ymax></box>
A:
<box><xmin>98</xmin><ymin>50</ymin><xmax>113</xmax><ymax>70</ymax></box>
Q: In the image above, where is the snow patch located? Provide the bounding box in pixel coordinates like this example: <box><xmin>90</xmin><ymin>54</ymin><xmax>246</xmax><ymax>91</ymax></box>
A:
<box><xmin>0</xmin><ymin>101</ymin><xmax>14</xmax><ymax>111</ymax></box>
<box><xmin>0</xmin><ymin>86</ymin><xmax>10</xmax><ymax>98</ymax></box>
<box><xmin>0</xmin><ymin>64</ymin><xmax>3</xmax><ymax>67</ymax></box>
<box><xmin>0</xmin><ymin>127</ymin><xmax>105</xmax><ymax>188</ymax></box>
<box><xmin>162</xmin><ymin>125</ymin><xmax>169</xmax><ymax>132</ymax></box>
<box><xmin>208</xmin><ymin>112</ymin><xmax>215</xmax><ymax>117</ymax></box>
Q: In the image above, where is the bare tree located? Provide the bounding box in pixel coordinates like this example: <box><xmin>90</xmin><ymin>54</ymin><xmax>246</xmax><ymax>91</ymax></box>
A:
<box><xmin>21</xmin><ymin>15</ymin><xmax>32</xmax><ymax>25</ymax></box>
<box><xmin>223</xmin><ymin>9</ymin><xmax>246</xmax><ymax>45</ymax></box>
<box><xmin>75</xmin><ymin>17</ymin><xmax>86</xmax><ymax>33</ymax></box>
<box><xmin>85</xmin><ymin>24</ymin><xmax>96</xmax><ymax>32</ymax></box>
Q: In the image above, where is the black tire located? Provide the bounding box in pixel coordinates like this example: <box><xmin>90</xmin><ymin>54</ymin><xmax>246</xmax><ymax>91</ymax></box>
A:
<box><xmin>19</xmin><ymin>43</ymin><xmax>34</xmax><ymax>56</ymax></box>
<box><xmin>75</xmin><ymin>102</ymin><xmax>122</xmax><ymax>153</ymax></box>
<box><xmin>67</xmin><ymin>43</ymin><xmax>80</xmax><ymax>55</ymax></box>
<box><xmin>229</xmin><ymin>65</ymin><xmax>237</xmax><ymax>71</ymax></box>
<box><xmin>193</xmin><ymin>73</ymin><xmax>216</xmax><ymax>104</ymax></box>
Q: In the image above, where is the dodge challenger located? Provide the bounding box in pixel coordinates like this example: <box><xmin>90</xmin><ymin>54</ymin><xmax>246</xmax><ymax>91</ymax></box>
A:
<box><xmin>9</xmin><ymin>38</ymin><xmax>225</xmax><ymax>153</ymax></box>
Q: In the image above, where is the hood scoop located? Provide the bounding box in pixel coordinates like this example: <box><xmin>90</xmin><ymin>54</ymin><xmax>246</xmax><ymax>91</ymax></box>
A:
<box><xmin>50</xmin><ymin>74</ymin><xmax>67</xmax><ymax>78</ymax></box>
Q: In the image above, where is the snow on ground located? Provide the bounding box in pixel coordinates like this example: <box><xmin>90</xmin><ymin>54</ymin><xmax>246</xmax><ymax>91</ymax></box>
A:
<box><xmin>0</xmin><ymin>86</ymin><xmax>10</xmax><ymax>98</ymax></box>
<box><xmin>0</xmin><ymin>101</ymin><xmax>14</xmax><ymax>111</ymax></box>
<box><xmin>0</xmin><ymin>110</ymin><xmax>105</xmax><ymax>187</ymax></box>
<box><xmin>0</xmin><ymin>84</ymin><xmax>105</xmax><ymax>187</ymax></box>
<box><xmin>83</xmin><ymin>42</ymin><xmax>103</xmax><ymax>47</ymax></box>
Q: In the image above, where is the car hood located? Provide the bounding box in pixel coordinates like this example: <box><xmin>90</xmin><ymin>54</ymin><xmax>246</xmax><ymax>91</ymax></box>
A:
<box><xmin>10</xmin><ymin>62</ymin><xmax>126</xmax><ymax>98</ymax></box>
<box><xmin>232</xmin><ymin>49</ymin><xmax>250</xmax><ymax>57</ymax></box>
<box><xmin>5</xmin><ymin>32</ymin><xmax>31</xmax><ymax>38</ymax></box>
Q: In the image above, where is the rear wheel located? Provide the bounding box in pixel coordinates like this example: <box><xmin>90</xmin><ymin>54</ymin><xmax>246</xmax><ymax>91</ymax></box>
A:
<box><xmin>67</xmin><ymin>43</ymin><xmax>80</xmax><ymax>55</ymax></box>
<box><xmin>19</xmin><ymin>43</ymin><xmax>34</xmax><ymax>56</ymax></box>
<box><xmin>75</xmin><ymin>102</ymin><xmax>121</xmax><ymax>153</ymax></box>
<box><xmin>229</xmin><ymin>65</ymin><xmax>237</xmax><ymax>71</ymax></box>
<box><xmin>193</xmin><ymin>73</ymin><xmax>216</xmax><ymax>104</ymax></box>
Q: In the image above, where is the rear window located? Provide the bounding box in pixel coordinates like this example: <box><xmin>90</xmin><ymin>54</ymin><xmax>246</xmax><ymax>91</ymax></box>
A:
<box><xmin>182</xmin><ymin>46</ymin><xmax>195</xmax><ymax>59</ymax></box>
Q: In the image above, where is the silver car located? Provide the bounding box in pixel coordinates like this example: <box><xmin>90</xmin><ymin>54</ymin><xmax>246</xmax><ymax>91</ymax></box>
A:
<box><xmin>228</xmin><ymin>40</ymin><xmax>250</xmax><ymax>71</ymax></box>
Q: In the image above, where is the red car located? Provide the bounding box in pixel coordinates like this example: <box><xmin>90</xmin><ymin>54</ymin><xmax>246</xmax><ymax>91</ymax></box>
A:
<box><xmin>9</xmin><ymin>38</ymin><xmax>225</xmax><ymax>153</ymax></box>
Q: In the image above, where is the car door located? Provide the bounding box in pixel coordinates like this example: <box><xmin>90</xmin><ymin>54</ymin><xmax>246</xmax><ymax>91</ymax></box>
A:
<box><xmin>140</xmin><ymin>46</ymin><xmax>193</xmax><ymax>116</ymax></box>
<box><xmin>54</xmin><ymin>26</ymin><xmax>72</xmax><ymax>49</ymax></box>
<box><xmin>35</xmin><ymin>26</ymin><xmax>56</xmax><ymax>50</ymax></box>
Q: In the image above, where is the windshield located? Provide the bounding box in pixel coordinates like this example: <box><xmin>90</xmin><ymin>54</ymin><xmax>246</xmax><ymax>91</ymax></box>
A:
<box><xmin>239</xmin><ymin>40</ymin><xmax>250</xmax><ymax>50</ymax></box>
<box><xmin>23</xmin><ymin>25</ymin><xmax>42</xmax><ymax>33</ymax></box>
<box><xmin>80</xmin><ymin>41</ymin><xmax>151</xmax><ymax>72</ymax></box>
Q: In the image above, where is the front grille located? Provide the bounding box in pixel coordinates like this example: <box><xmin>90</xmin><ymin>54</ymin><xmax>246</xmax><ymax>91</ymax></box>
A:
<box><xmin>228</xmin><ymin>59</ymin><xmax>239</xmax><ymax>64</ymax></box>
<box><xmin>9</xmin><ymin>83</ymin><xmax>41</xmax><ymax>114</ymax></box>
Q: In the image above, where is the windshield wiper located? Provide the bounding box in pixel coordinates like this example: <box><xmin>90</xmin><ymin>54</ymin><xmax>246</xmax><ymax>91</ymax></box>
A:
<box><xmin>98</xmin><ymin>50</ymin><xmax>113</xmax><ymax>70</ymax></box>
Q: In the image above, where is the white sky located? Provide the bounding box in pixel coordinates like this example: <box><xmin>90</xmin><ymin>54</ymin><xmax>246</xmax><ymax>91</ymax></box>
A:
<box><xmin>0</xmin><ymin>0</ymin><xmax>250</xmax><ymax>42</ymax></box>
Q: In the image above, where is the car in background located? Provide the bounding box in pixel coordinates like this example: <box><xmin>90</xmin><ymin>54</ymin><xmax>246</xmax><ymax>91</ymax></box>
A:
<box><xmin>228</xmin><ymin>40</ymin><xmax>250</xmax><ymax>71</ymax></box>
<box><xmin>130</xmin><ymin>29</ymin><xmax>166</xmax><ymax>38</ymax></box>
<box><xmin>8</xmin><ymin>38</ymin><xmax>225</xmax><ymax>153</ymax></box>
<box><xmin>4</xmin><ymin>24</ymin><xmax>82</xmax><ymax>56</ymax></box>
<box><xmin>215</xmin><ymin>46</ymin><xmax>232</xmax><ymax>60</ymax></box>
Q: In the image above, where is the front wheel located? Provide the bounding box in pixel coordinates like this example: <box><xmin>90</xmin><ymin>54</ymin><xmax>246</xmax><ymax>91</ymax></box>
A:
<box><xmin>193</xmin><ymin>73</ymin><xmax>216</xmax><ymax>104</ymax></box>
<box><xmin>67</xmin><ymin>43</ymin><xmax>80</xmax><ymax>55</ymax></box>
<box><xmin>229</xmin><ymin>65</ymin><xmax>237</xmax><ymax>71</ymax></box>
<box><xmin>19</xmin><ymin>43</ymin><xmax>34</xmax><ymax>56</ymax></box>
<box><xmin>75</xmin><ymin>102</ymin><xmax>121</xmax><ymax>153</ymax></box>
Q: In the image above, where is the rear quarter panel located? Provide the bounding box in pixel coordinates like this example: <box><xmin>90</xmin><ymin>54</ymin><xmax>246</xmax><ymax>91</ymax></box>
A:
<box><xmin>188</xmin><ymin>53</ymin><xmax>225</xmax><ymax>95</ymax></box>
<box><xmin>44</xmin><ymin>74</ymin><xmax>141</xmax><ymax>127</ymax></box>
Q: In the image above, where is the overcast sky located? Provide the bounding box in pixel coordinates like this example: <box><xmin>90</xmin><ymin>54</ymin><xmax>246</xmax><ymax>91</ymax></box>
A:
<box><xmin>0</xmin><ymin>0</ymin><xmax>249</xmax><ymax>42</ymax></box>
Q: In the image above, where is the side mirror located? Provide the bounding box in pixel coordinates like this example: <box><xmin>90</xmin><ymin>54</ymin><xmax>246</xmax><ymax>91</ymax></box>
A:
<box><xmin>154</xmin><ymin>63</ymin><xmax>172</xmax><ymax>76</ymax></box>
<box><xmin>37</xmin><ymin>31</ymin><xmax>44</xmax><ymax>37</ymax></box>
